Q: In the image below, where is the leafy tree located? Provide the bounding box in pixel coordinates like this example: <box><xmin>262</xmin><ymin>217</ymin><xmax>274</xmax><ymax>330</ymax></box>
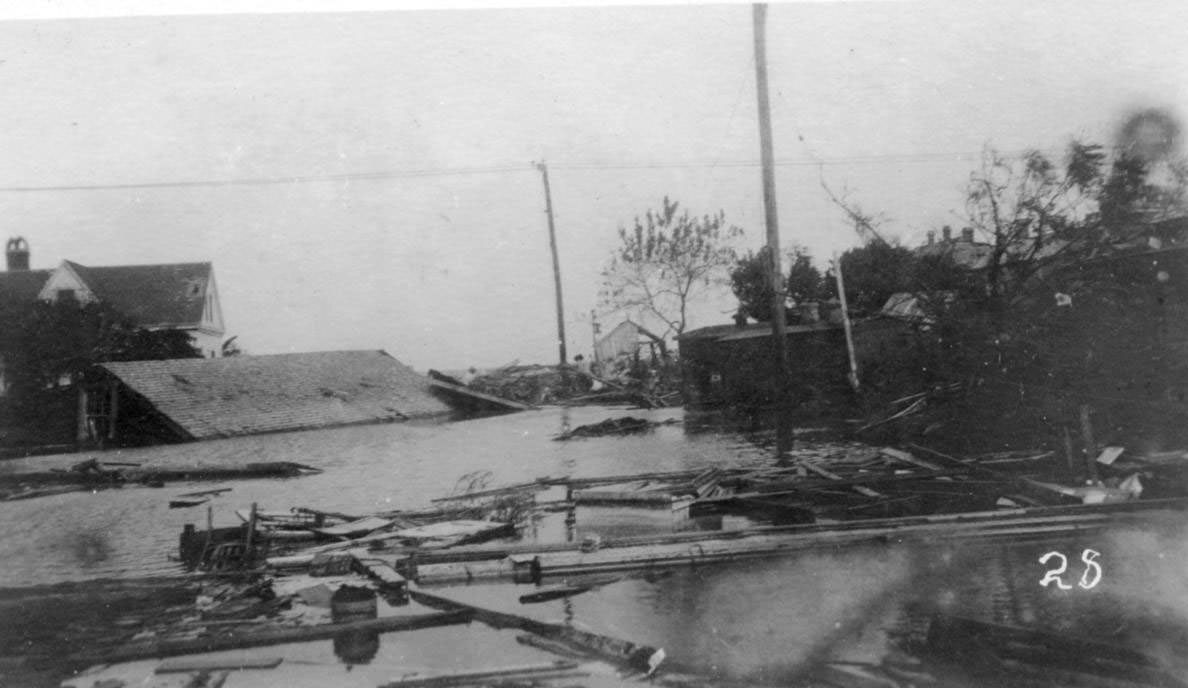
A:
<box><xmin>0</xmin><ymin>299</ymin><xmax>200</xmax><ymax>415</ymax></box>
<box><xmin>600</xmin><ymin>197</ymin><xmax>742</xmax><ymax>337</ymax></box>
<box><xmin>826</xmin><ymin>241</ymin><xmax>917</xmax><ymax>315</ymax></box>
<box><xmin>730</xmin><ymin>246</ymin><xmax>825</xmax><ymax>322</ymax></box>
<box><xmin>962</xmin><ymin>139</ymin><xmax>1186</xmax><ymax>297</ymax></box>
<box><xmin>786</xmin><ymin>247</ymin><xmax>825</xmax><ymax>304</ymax></box>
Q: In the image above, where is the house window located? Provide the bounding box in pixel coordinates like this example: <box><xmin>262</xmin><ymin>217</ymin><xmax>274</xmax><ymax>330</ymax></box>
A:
<box><xmin>57</xmin><ymin>289</ymin><xmax>77</xmax><ymax>303</ymax></box>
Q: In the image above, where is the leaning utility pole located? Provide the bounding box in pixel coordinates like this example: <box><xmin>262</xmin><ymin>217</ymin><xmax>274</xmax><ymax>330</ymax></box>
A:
<box><xmin>536</xmin><ymin>161</ymin><xmax>568</xmax><ymax>366</ymax></box>
<box><xmin>752</xmin><ymin>3</ymin><xmax>795</xmax><ymax>456</ymax></box>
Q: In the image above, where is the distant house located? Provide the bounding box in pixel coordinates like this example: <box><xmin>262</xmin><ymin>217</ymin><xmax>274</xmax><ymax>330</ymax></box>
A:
<box><xmin>37</xmin><ymin>258</ymin><xmax>225</xmax><ymax>358</ymax></box>
<box><xmin>0</xmin><ymin>238</ymin><xmax>226</xmax><ymax>395</ymax></box>
<box><xmin>80</xmin><ymin>350</ymin><xmax>453</xmax><ymax>444</ymax></box>
<box><xmin>593</xmin><ymin>320</ymin><xmax>667</xmax><ymax>365</ymax></box>
<box><xmin>916</xmin><ymin>225</ymin><xmax>993</xmax><ymax>269</ymax></box>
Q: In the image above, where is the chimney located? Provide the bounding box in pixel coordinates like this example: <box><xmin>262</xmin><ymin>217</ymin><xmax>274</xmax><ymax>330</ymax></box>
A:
<box><xmin>926</xmin><ymin>230</ymin><xmax>935</xmax><ymax>246</ymax></box>
<box><xmin>961</xmin><ymin>227</ymin><xmax>974</xmax><ymax>243</ymax></box>
<box><xmin>5</xmin><ymin>237</ymin><xmax>29</xmax><ymax>271</ymax></box>
<box><xmin>942</xmin><ymin>226</ymin><xmax>952</xmax><ymax>242</ymax></box>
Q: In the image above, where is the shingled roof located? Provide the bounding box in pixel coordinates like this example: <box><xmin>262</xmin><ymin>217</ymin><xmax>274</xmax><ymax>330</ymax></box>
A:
<box><xmin>66</xmin><ymin>261</ymin><xmax>211</xmax><ymax>328</ymax></box>
<box><xmin>98</xmin><ymin>350</ymin><xmax>451</xmax><ymax>440</ymax></box>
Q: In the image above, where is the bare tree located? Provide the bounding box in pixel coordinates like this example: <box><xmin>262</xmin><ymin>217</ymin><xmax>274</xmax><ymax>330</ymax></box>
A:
<box><xmin>599</xmin><ymin>197</ymin><xmax>742</xmax><ymax>337</ymax></box>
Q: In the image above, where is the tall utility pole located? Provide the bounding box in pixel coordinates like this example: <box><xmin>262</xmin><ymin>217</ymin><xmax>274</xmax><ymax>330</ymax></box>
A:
<box><xmin>752</xmin><ymin>3</ymin><xmax>795</xmax><ymax>456</ymax></box>
<box><xmin>536</xmin><ymin>161</ymin><xmax>568</xmax><ymax>366</ymax></box>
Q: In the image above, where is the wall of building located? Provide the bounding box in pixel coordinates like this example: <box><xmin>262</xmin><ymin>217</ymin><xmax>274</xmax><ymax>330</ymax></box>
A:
<box><xmin>680</xmin><ymin>319</ymin><xmax>912</xmax><ymax>408</ymax></box>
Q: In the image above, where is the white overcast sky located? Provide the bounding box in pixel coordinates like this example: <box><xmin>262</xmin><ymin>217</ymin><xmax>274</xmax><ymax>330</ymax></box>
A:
<box><xmin>0</xmin><ymin>0</ymin><xmax>1184</xmax><ymax>369</ymax></box>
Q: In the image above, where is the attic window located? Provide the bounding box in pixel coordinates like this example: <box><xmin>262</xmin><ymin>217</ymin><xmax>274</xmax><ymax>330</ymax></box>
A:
<box><xmin>57</xmin><ymin>289</ymin><xmax>77</xmax><ymax>303</ymax></box>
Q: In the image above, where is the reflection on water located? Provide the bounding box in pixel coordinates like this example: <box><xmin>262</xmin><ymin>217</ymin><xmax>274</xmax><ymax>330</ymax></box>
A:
<box><xmin>64</xmin><ymin>528</ymin><xmax>113</xmax><ymax>568</ymax></box>
<box><xmin>334</xmin><ymin>629</ymin><xmax>380</xmax><ymax>665</ymax></box>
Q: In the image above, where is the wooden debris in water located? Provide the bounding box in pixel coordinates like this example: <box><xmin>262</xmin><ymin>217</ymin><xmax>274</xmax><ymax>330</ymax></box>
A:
<box><xmin>377</xmin><ymin>661</ymin><xmax>584</xmax><ymax>687</ymax></box>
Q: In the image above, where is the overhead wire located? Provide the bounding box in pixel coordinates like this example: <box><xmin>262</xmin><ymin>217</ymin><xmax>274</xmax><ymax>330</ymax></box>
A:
<box><xmin>0</xmin><ymin>144</ymin><xmax>1115</xmax><ymax>193</ymax></box>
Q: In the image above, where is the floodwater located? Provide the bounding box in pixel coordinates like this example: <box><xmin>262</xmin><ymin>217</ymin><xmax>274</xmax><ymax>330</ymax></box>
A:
<box><xmin>4</xmin><ymin>405</ymin><xmax>1188</xmax><ymax>685</ymax></box>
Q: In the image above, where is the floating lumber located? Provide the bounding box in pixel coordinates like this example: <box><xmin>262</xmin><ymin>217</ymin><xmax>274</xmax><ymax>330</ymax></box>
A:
<box><xmin>518</xmin><ymin>576</ymin><xmax>621</xmax><ymax>604</ymax></box>
<box><xmin>0</xmin><ymin>461</ymin><xmax>320</xmax><ymax>488</ymax></box>
<box><xmin>393</xmin><ymin>496</ymin><xmax>1188</xmax><ymax>578</ymax></box>
<box><xmin>377</xmin><ymin>661</ymin><xmax>583</xmax><ymax>687</ymax></box>
<box><xmin>558</xmin><ymin>469</ymin><xmax>731</xmax><ymax>490</ymax></box>
<box><xmin>907</xmin><ymin>444</ymin><xmax>1070</xmax><ymax>504</ymax></box>
<box><xmin>697</xmin><ymin>470</ymin><xmax>963</xmax><ymax>506</ymax></box>
<box><xmin>573</xmin><ymin>489</ymin><xmax>694</xmax><ymax>509</ymax></box>
<box><xmin>428</xmin><ymin>378</ymin><xmax>535</xmax><ymax>412</ymax></box>
<box><xmin>879</xmin><ymin>447</ymin><xmax>944</xmax><ymax>471</ymax></box>
<box><xmin>178</xmin><ymin>487</ymin><xmax>234</xmax><ymax>499</ymax></box>
<box><xmin>63</xmin><ymin>610</ymin><xmax>471</xmax><ymax>667</ymax></box>
<box><xmin>0</xmin><ymin>484</ymin><xmax>99</xmax><ymax>501</ymax></box>
<box><xmin>410</xmin><ymin>590</ymin><xmax>663</xmax><ymax>673</ymax></box>
<box><xmin>156</xmin><ymin>653</ymin><xmax>282</xmax><ymax>673</ymax></box>
<box><xmin>431</xmin><ymin>478</ymin><xmax>554</xmax><ymax>503</ymax></box>
<box><xmin>310</xmin><ymin>516</ymin><xmax>394</xmax><ymax>538</ymax></box>
<box><xmin>169</xmin><ymin>498</ymin><xmax>211</xmax><ymax>509</ymax></box>
<box><xmin>799</xmin><ymin>461</ymin><xmax>883</xmax><ymax>498</ymax></box>
<box><xmin>403</xmin><ymin>498</ymin><xmax>1188</xmax><ymax>584</ymax></box>
<box><xmin>354</xmin><ymin>559</ymin><xmax>407</xmax><ymax>594</ymax></box>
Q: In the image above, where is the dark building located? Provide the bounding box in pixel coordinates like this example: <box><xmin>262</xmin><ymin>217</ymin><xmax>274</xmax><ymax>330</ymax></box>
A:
<box><xmin>679</xmin><ymin>317</ymin><xmax>911</xmax><ymax>408</ymax></box>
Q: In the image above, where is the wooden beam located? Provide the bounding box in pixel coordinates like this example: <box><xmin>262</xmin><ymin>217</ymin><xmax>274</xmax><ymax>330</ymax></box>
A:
<box><xmin>800</xmin><ymin>462</ymin><xmax>883</xmax><ymax>498</ymax></box>
<box><xmin>62</xmin><ymin>610</ymin><xmax>471</xmax><ymax>667</ymax></box>
<box><xmin>411</xmin><ymin>590</ymin><xmax>664</xmax><ymax>674</ymax></box>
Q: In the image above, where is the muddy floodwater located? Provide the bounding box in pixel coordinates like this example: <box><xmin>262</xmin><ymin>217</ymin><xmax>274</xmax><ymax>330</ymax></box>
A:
<box><xmin>4</xmin><ymin>405</ymin><xmax>1188</xmax><ymax>685</ymax></box>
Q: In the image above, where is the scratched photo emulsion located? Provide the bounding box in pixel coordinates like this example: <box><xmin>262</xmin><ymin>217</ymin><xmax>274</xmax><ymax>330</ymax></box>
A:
<box><xmin>0</xmin><ymin>2</ymin><xmax>1187</xmax><ymax>687</ymax></box>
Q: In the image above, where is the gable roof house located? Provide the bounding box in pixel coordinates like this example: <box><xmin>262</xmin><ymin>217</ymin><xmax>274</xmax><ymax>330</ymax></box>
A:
<box><xmin>0</xmin><ymin>238</ymin><xmax>226</xmax><ymax>403</ymax></box>
<box><xmin>38</xmin><ymin>259</ymin><xmax>225</xmax><ymax>358</ymax></box>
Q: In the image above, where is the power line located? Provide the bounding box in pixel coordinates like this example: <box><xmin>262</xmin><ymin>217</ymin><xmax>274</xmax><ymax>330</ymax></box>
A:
<box><xmin>0</xmin><ymin>164</ymin><xmax>533</xmax><ymax>193</ymax></box>
<box><xmin>0</xmin><ymin>145</ymin><xmax>1115</xmax><ymax>193</ymax></box>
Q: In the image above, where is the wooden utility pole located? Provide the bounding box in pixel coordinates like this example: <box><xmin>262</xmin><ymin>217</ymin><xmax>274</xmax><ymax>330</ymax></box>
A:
<box><xmin>590</xmin><ymin>309</ymin><xmax>601</xmax><ymax>364</ymax></box>
<box><xmin>833</xmin><ymin>252</ymin><xmax>860</xmax><ymax>391</ymax></box>
<box><xmin>752</xmin><ymin>4</ymin><xmax>794</xmax><ymax>456</ymax></box>
<box><xmin>536</xmin><ymin>161</ymin><xmax>568</xmax><ymax>366</ymax></box>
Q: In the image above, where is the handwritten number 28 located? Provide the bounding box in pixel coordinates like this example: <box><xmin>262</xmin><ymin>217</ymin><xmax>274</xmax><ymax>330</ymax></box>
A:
<box><xmin>1039</xmin><ymin>549</ymin><xmax>1102</xmax><ymax>589</ymax></box>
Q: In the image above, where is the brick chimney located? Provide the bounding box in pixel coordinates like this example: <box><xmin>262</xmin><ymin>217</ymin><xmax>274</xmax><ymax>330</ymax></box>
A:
<box><xmin>942</xmin><ymin>225</ymin><xmax>952</xmax><ymax>242</ymax></box>
<box><xmin>6</xmin><ymin>237</ymin><xmax>29</xmax><ymax>271</ymax></box>
<box><xmin>961</xmin><ymin>227</ymin><xmax>974</xmax><ymax>243</ymax></box>
<box><xmin>926</xmin><ymin>230</ymin><xmax>935</xmax><ymax>245</ymax></box>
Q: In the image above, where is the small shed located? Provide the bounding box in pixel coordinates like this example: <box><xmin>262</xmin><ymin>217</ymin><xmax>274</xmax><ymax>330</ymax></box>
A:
<box><xmin>79</xmin><ymin>350</ymin><xmax>454</xmax><ymax>444</ymax></box>
<box><xmin>594</xmin><ymin>320</ymin><xmax>667</xmax><ymax>364</ymax></box>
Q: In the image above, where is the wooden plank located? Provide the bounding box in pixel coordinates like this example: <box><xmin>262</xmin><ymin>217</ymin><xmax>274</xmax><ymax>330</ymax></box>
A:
<box><xmin>573</xmin><ymin>489</ymin><xmax>693</xmax><ymax>508</ymax></box>
<box><xmin>430</xmin><ymin>479</ymin><xmax>553</xmax><ymax>503</ymax></box>
<box><xmin>156</xmin><ymin>653</ymin><xmax>282</xmax><ymax>673</ymax></box>
<box><xmin>310</xmin><ymin>516</ymin><xmax>393</xmax><ymax>537</ymax></box>
<box><xmin>800</xmin><ymin>462</ymin><xmax>883</xmax><ymax>498</ymax></box>
<box><xmin>66</xmin><ymin>610</ymin><xmax>472</xmax><ymax>666</ymax></box>
<box><xmin>908</xmin><ymin>443</ymin><xmax>1069</xmax><ymax>504</ymax></box>
<box><xmin>390</xmin><ymin>496</ymin><xmax>1188</xmax><ymax>578</ymax></box>
<box><xmin>428</xmin><ymin>379</ymin><xmax>535</xmax><ymax>411</ymax></box>
<box><xmin>410</xmin><ymin>590</ymin><xmax>664</xmax><ymax>674</ymax></box>
<box><xmin>880</xmin><ymin>447</ymin><xmax>944</xmax><ymax>471</ymax></box>
<box><xmin>378</xmin><ymin>662</ymin><xmax>583</xmax><ymax>688</ymax></box>
<box><xmin>406</xmin><ymin>499</ymin><xmax>1188</xmax><ymax>584</ymax></box>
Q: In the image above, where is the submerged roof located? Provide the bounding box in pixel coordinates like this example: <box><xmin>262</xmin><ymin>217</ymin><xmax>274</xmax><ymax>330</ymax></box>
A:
<box><xmin>66</xmin><ymin>261</ymin><xmax>212</xmax><ymax>328</ymax></box>
<box><xmin>99</xmin><ymin>350</ymin><xmax>451</xmax><ymax>440</ymax></box>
